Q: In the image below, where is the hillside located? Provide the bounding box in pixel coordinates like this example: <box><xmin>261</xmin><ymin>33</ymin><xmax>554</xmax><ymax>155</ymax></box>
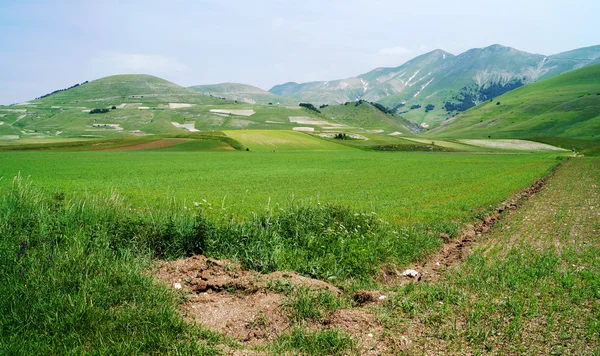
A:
<box><xmin>189</xmin><ymin>83</ymin><xmax>296</xmax><ymax>105</ymax></box>
<box><xmin>320</xmin><ymin>101</ymin><xmax>419</xmax><ymax>135</ymax></box>
<box><xmin>269</xmin><ymin>44</ymin><xmax>600</xmax><ymax>126</ymax></box>
<box><xmin>35</xmin><ymin>74</ymin><xmax>223</xmax><ymax>105</ymax></box>
<box><xmin>428</xmin><ymin>64</ymin><xmax>600</xmax><ymax>140</ymax></box>
<box><xmin>0</xmin><ymin>74</ymin><xmax>418</xmax><ymax>141</ymax></box>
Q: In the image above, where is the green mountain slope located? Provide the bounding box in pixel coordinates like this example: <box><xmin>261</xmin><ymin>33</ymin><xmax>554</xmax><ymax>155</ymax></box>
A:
<box><xmin>320</xmin><ymin>101</ymin><xmax>419</xmax><ymax>135</ymax></box>
<box><xmin>428</xmin><ymin>64</ymin><xmax>600</xmax><ymax>139</ymax></box>
<box><xmin>36</xmin><ymin>74</ymin><xmax>222</xmax><ymax>105</ymax></box>
<box><xmin>189</xmin><ymin>83</ymin><xmax>296</xmax><ymax>105</ymax></box>
<box><xmin>269</xmin><ymin>44</ymin><xmax>600</xmax><ymax>126</ymax></box>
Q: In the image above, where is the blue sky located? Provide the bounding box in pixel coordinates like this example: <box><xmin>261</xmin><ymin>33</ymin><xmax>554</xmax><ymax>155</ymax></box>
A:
<box><xmin>1</xmin><ymin>0</ymin><xmax>598</xmax><ymax>104</ymax></box>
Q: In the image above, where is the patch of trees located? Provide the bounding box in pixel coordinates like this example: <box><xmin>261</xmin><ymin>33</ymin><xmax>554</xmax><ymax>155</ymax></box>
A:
<box><xmin>370</xmin><ymin>102</ymin><xmax>393</xmax><ymax>114</ymax></box>
<box><xmin>334</xmin><ymin>133</ymin><xmax>348</xmax><ymax>140</ymax></box>
<box><xmin>425</xmin><ymin>104</ymin><xmax>435</xmax><ymax>112</ymax></box>
<box><xmin>478</xmin><ymin>79</ymin><xmax>523</xmax><ymax>101</ymax></box>
<box><xmin>299</xmin><ymin>102</ymin><xmax>321</xmax><ymax>113</ymax></box>
<box><xmin>35</xmin><ymin>81</ymin><xmax>89</xmax><ymax>100</ymax></box>
<box><xmin>391</xmin><ymin>103</ymin><xmax>405</xmax><ymax>113</ymax></box>
<box><xmin>410</xmin><ymin>104</ymin><xmax>422</xmax><ymax>110</ymax></box>
<box><xmin>344</xmin><ymin>100</ymin><xmax>394</xmax><ymax>114</ymax></box>
<box><xmin>89</xmin><ymin>108</ymin><xmax>109</xmax><ymax>114</ymax></box>
<box><xmin>444</xmin><ymin>79</ymin><xmax>524</xmax><ymax>113</ymax></box>
<box><xmin>444</xmin><ymin>91</ymin><xmax>477</xmax><ymax>113</ymax></box>
<box><xmin>319</xmin><ymin>104</ymin><xmax>329</xmax><ymax>109</ymax></box>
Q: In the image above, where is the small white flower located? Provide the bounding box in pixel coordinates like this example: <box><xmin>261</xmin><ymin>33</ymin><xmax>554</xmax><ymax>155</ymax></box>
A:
<box><xmin>174</xmin><ymin>283</ymin><xmax>182</xmax><ymax>290</ymax></box>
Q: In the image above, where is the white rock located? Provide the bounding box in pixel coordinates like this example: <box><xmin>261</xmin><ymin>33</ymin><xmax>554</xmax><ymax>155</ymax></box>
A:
<box><xmin>174</xmin><ymin>282</ymin><xmax>182</xmax><ymax>289</ymax></box>
<box><xmin>402</xmin><ymin>269</ymin><xmax>419</xmax><ymax>278</ymax></box>
<box><xmin>378</xmin><ymin>295</ymin><xmax>387</xmax><ymax>301</ymax></box>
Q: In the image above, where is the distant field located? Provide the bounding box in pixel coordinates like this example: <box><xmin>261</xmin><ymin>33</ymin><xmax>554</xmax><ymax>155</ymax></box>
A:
<box><xmin>224</xmin><ymin>130</ymin><xmax>356</xmax><ymax>152</ymax></box>
<box><xmin>0</xmin><ymin>151</ymin><xmax>558</xmax><ymax>224</ymax></box>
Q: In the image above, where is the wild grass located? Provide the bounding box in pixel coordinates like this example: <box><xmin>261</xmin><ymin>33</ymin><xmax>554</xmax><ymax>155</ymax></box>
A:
<box><xmin>270</xmin><ymin>328</ymin><xmax>356</xmax><ymax>355</ymax></box>
<box><xmin>0</xmin><ymin>177</ymin><xmax>224</xmax><ymax>354</ymax></box>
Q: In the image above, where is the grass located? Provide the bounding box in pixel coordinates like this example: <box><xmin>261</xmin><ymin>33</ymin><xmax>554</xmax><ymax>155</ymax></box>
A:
<box><xmin>0</xmin><ymin>178</ymin><xmax>224</xmax><ymax>355</ymax></box>
<box><xmin>320</xmin><ymin>101</ymin><xmax>416</xmax><ymax>134</ymax></box>
<box><xmin>0</xmin><ymin>151</ymin><xmax>558</xmax><ymax>224</ymax></box>
<box><xmin>270</xmin><ymin>328</ymin><xmax>356</xmax><ymax>355</ymax></box>
<box><xmin>224</xmin><ymin>130</ymin><xmax>356</xmax><ymax>152</ymax></box>
<box><xmin>282</xmin><ymin>287</ymin><xmax>344</xmax><ymax>323</ymax></box>
<box><xmin>376</xmin><ymin>158</ymin><xmax>600</xmax><ymax>354</ymax></box>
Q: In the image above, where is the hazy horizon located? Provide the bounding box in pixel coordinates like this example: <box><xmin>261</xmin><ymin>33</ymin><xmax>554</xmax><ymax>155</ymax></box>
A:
<box><xmin>1</xmin><ymin>0</ymin><xmax>599</xmax><ymax>105</ymax></box>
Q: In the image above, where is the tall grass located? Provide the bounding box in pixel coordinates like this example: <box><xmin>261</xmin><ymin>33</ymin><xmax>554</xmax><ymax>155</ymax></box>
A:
<box><xmin>0</xmin><ymin>177</ymin><xmax>221</xmax><ymax>354</ymax></box>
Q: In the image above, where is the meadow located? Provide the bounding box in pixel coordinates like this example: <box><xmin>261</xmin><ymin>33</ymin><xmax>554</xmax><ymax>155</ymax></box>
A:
<box><xmin>0</xmin><ymin>150</ymin><xmax>558</xmax><ymax>224</ymax></box>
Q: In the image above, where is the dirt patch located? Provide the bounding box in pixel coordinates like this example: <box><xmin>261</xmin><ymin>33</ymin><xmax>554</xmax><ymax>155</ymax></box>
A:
<box><xmin>156</xmin><ymin>255</ymin><xmax>340</xmax><ymax>343</ymax></box>
<box><xmin>289</xmin><ymin>116</ymin><xmax>329</xmax><ymax>125</ymax></box>
<box><xmin>171</xmin><ymin>122</ymin><xmax>199</xmax><ymax>132</ymax></box>
<box><xmin>325</xmin><ymin>308</ymin><xmax>384</xmax><ymax>354</ymax></box>
<box><xmin>460</xmin><ymin>139</ymin><xmax>566</xmax><ymax>151</ymax></box>
<box><xmin>210</xmin><ymin>109</ymin><xmax>255</xmax><ymax>117</ymax></box>
<box><xmin>169</xmin><ymin>103</ymin><xmax>193</xmax><ymax>109</ymax></box>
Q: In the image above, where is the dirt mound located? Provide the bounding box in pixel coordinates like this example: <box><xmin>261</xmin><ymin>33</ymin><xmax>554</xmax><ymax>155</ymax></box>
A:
<box><xmin>156</xmin><ymin>255</ymin><xmax>340</xmax><ymax>343</ymax></box>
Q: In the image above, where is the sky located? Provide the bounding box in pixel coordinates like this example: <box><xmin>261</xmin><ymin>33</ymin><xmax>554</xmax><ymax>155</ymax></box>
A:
<box><xmin>1</xmin><ymin>0</ymin><xmax>599</xmax><ymax>105</ymax></box>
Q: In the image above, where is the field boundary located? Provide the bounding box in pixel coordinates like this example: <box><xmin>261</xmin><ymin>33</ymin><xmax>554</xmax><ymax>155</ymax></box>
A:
<box><xmin>411</xmin><ymin>159</ymin><xmax>565</xmax><ymax>282</ymax></box>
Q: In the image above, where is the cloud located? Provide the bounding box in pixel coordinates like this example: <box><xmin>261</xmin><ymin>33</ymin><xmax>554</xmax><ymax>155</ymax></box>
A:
<box><xmin>90</xmin><ymin>53</ymin><xmax>187</xmax><ymax>73</ymax></box>
<box><xmin>378</xmin><ymin>46</ymin><xmax>413</xmax><ymax>56</ymax></box>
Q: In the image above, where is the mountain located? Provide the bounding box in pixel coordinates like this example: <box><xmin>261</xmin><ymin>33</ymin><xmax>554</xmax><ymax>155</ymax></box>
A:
<box><xmin>427</xmin><ymin>64</ymin><xmax>600</xmax><ymax>139</ymax></box>
<box><xmin>189</xmin><ymin>83</ymin><xmax>296</xmax><ymax>105</ymax></box>
<box><xmin>269</xmin><ymin>44</ymin><xmax>600</xmax><ymax>125</ymax></box>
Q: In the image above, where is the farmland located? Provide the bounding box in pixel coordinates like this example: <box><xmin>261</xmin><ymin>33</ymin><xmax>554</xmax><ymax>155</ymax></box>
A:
<box><xmin>0</xmin><ymin>150</ymin><xmax>558</xmax><ymax>224</ymax></box>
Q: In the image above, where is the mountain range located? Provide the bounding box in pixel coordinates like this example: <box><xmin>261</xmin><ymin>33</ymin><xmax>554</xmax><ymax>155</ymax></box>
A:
<box><xmin>193</xmin><ymin>44</ymin><xmax>600</xmax><ymax>125</ymax></box>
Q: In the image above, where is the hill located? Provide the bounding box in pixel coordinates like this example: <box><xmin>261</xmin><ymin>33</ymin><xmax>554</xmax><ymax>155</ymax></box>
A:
<box><xmin>428</xmin><ymin>64</ymin><xmax>600</xmax><ymax>140</ymax></box>
<box><xmin>189</xmin><ymin>83</ymin><xmax>296</xmax><ymax>105</ymax></box>
<box><xmin>320</xmin><ymin>101</ymin><xmax>419</xmax><ymax>135</ymax></box>
<box><xmin>35</xmin><ymin>74</ymin><xmax>223</xmax><ymax>105</ymax></box>
<box><xmin>0</xmin><ymin>74</ymin><xmax>417</xmax><ymax>142</ymax></box>
<box><xmin>269</xmin><ymin>44</ymin><xmax>600</xmax><ymax>125</ymax></box>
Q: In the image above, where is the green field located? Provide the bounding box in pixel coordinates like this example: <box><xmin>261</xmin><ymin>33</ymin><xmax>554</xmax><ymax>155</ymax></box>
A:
<box><xmin>0</xmin><ymin>151</ymin><xmax>557</xmax><ymax>224</ymax></box>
